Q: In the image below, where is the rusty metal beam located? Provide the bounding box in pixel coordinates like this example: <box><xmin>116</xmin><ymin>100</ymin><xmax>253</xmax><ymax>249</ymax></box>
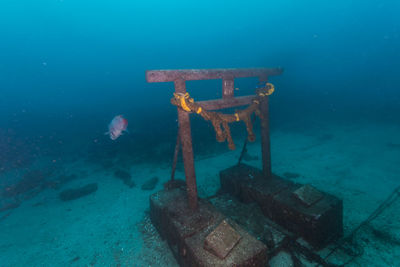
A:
<box><xmin>222</xmin><ymin>77</ymin><xmax>235</xmax><ymax>98</ymax></box>
<box><xmin>174</xmin><ymin>79</ymin><xmax>198</xmax><ymax>210</ymax></box>
<box><xmin>197</xmin><ymin>95</ymin><xmax>255</xmax><ymax>111</ymax></box>
<box><xmin>146</xmin><ymin>68</ymin><xmax>283</xmax><ymax>83</ymax></box>
<box><xmin>258</xmin><ymin>77</ymin><xmax>272</xmax><ymax>179</ymax></box>
<box><xmin>260</xmin><ymin>96</ymin><xmax>272</xmax><ymax>179</ymax></box>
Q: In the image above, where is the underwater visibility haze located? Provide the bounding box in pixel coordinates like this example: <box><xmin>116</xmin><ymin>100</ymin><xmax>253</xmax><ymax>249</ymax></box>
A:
<box><xmin>0</xmin><ymin>0</ymin><xmax>400</xmax><ymax>266</ymax></box>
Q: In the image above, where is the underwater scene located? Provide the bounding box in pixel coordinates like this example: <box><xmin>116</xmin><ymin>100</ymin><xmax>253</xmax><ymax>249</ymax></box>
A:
<box><xmin>1</xmin><ymin>0</ymin><xmax>399</xmax><ymax>266</ymax></box>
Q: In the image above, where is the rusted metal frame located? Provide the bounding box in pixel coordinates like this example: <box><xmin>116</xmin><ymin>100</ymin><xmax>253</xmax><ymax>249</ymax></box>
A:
<box><xmin>147</xmin><ymin>68</ymin><xmax>278</xmax><ymax>209</ymax></box>
<box><xmin>259</xmin><ymin>74</ymin><xmax>272</xmax><ymax>179</ymax></box>
<box><xmin>170</xmin><ymin>132</ymin><xmax>180</xmax><ymax>181</ymax></box>
<box><xmin>174</xmin><ymin>78</ymin><xmax>198</xmax><ymax>210</ymax></box>
<box><xmin>146</xmin><ymin>68</ymin><xmax>283</xmax><ymax>83</ymax></box>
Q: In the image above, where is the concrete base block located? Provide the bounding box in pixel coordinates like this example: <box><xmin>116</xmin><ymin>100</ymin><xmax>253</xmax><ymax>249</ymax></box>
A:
<box><xmin>150</xmin><ymin>188</ymin><xmax>267</xmax><ymax>266</ymax></box>
<box><xmin>220</xmin><ymin>164</ymin><xmax>343</xmax><ymax>249</ymax></box>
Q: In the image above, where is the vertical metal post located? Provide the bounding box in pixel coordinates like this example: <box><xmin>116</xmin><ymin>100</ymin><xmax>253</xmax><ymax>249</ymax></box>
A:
<box><xmin>170</xmin><ymin>132</ymin><xmax>180</xmax><ymax>181</ymax></box>
<box><xmin>222</xmin><ymin>76</ymin><xmax>234</xmax><ymax>98</ymax></box>
<box><xmin>174</xmin><ymin>78</ymin><xmax>198</xmax><ymax>210</ymax></box>
<box><xmin>259</xmin><ymin>76</ymin><xmax>272</xmax><ymax>179</ymax></box>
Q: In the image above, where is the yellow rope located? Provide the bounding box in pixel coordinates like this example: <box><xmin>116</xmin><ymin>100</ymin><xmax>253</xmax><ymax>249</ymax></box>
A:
<box><xmin>171</xmin><ymin>82</ymin><xmax>276</xmax><ymax>150</ymax></box>
<box><xmin>173</xmin><ymin>92</ymin><xmax>192</xmax><ymax>112</ymax></box>
<box><xmin>258</xmin><ymin>83</ymin><xmax>275</xmax><ymax>97</ymax></box>
<box><xmin>173</xmin><ymin>83</ymin><xmax>275</xmax><ymax>113</ymax></box>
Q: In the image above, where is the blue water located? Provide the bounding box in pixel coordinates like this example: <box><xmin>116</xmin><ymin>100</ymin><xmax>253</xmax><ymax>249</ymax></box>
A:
<box><xmin>1</xmin><ymin>0</ymin><xmax>400</xmax><ymax>266</ymax></box>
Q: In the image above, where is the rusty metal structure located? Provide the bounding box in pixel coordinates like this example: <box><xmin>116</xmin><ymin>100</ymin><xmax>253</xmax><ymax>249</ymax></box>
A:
<box><xmin>146</xmin><ymin>68</ymin><xmax>283</xmax><ymax>210</ymax></box>
<box><xmin>146</xmin><ymin>68</ymin><xmax>344</xmax><ymax>266</ymax></box>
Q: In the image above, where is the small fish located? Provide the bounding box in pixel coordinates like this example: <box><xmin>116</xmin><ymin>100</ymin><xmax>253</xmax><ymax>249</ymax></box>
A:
<box><xmin>106</xmin><ymin>115</ymin><xmax>128</xmax><ymax>140</ymax></box>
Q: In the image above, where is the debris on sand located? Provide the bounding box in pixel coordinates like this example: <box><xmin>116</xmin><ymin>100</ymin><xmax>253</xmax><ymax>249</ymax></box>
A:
<box><xmin>59</xmin><ymin>183</ymin><xmax>98</xmax><ymax>201</ymax></box>
<box><xmin>114</xmin><ymin>169</ymin><xmax>135</xmax><ymax>188</ymax></box>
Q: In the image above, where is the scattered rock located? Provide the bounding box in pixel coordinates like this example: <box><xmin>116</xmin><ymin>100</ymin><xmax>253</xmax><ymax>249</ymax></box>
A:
<box><xmin>59</xmin><ymin>183</ymin><xmax>98</xmax><ymax>201</ymax></box>
<box><xmin>283</xmin><ymin>172</ymin><xmax>300</xmax><ymax>179</ymax></box>
<box><xmin>70</xmin><ymin>256</ymin><xmax>80</xmax><ymax>263</ymax></box>
<box><xmin>114</xmin><ymin>169</ymin><xmax>135</xmax><ymax>188</ymax></box>
<box><xmin>141</xmin><ymin>177</ymin><xmax>159</xmax><ymax>191</ymax></box>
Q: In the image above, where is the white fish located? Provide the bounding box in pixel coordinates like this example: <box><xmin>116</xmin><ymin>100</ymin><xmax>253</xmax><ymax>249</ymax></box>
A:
<box><xmin>106</xmin><ymin>115</ymin><xmax>128</xmax><ymax>140</ymax></box>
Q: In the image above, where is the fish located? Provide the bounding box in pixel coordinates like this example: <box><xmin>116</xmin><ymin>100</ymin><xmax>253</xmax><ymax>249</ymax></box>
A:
<box><xmin>106</xmin><ymin>115</ymin><xmax>128</xmax><ymax>140</ymax></box>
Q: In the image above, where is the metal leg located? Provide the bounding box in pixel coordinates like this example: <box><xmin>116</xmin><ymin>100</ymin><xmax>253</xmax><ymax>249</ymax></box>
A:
<box><xmin>175</xmin><ymin>79</ymin><xmax>198</xmax><ymax>210</ymax></box>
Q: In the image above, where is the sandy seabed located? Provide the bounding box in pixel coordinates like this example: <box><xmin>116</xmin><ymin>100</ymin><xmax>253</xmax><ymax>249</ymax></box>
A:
<box><xmin>0</xmin><ymin>120</ymin><xmax>399</xmax><ymax>266</ymax></box>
